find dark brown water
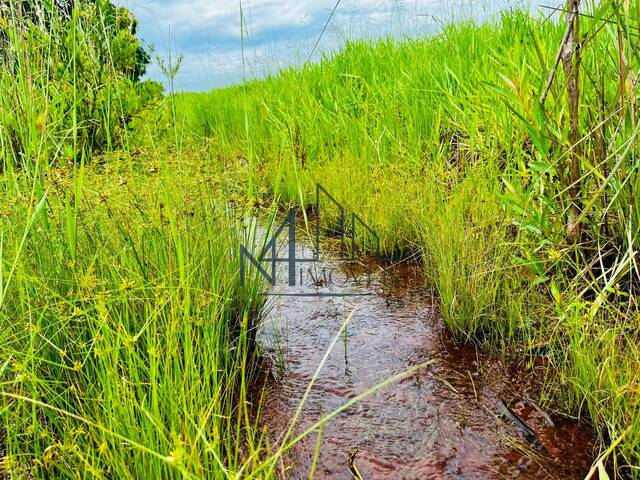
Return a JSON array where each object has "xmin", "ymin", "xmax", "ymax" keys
[{"xmin": 256, "ymin": 240, "xmax": 596, "ymax": 479}]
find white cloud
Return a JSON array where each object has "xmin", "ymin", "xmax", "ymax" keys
[
  {"xmin": 120, "ymin": 0, "xmax": 423, "ymax": 39},
  {"xmin": 114, "ymin": 0, "xmax": 537, "ymax": 90}
]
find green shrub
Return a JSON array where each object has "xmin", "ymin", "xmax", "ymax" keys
[{"xmin": 0, "ymin": 0, "xmax": 162, "ymax": 173}]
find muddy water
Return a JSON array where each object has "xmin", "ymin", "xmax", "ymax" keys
[{"xmin": 257, "ymin": 240, "xmax": 595, "ymax": 479}]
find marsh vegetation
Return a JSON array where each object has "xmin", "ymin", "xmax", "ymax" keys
[{"xmin": 1, "ymin": 0, "xmax": 639, "ymax": 478}]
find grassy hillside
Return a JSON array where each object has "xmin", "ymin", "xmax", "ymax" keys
[{"xmin": 177, "ymin": 7, "xmax": 640, "ymax": 475}]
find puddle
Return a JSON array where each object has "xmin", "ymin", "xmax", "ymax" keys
[{"xmin": 255, "ymin": 231, "xmax": 596, "ymax": 480}]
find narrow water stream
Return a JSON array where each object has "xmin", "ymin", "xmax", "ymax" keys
[{"xmin": 256, "ymin": 235, "xmax": 595, "ymax": 479}]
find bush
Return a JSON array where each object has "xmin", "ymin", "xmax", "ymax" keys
[{"xmin": 0, "ymin": 0, "xmax": 162, "ymax": 173}]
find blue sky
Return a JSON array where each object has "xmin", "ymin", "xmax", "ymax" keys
[{"xmin": 113, "ymin": 0, "xmax": 540, "ymax": 92}]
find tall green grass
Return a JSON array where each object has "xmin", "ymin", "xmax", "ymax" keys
[
  {"xmin": 176, "ymin": 7, "xmax": 640, "ymax": 475},
  {"xmin": 177, "ymin": 13, "xmax": 561, "ymax": 342},
  {"xmin": 3, "ymin": 0, "xmax": 640, "ymax": 476},
  {"xmin": 0, "ymin": 148, "xmax": 277, "ymax": 477},
  {"xmin": 0, "ymin": 2, "xmax": 275, "ymax": 477},
  {"xmin": 0, "ymin": 0, "xmax": 161, "ymax": 174}
]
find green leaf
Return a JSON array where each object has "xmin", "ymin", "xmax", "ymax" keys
[
  {"xmin": 597, "ymin": 459, "xmax": 610, "ymax": 480},
  {"xmin": 550, "ymin": 281, "xmax": 561, "ymax": 303},
  {"xmin": 533, "ymin": 275, "xmax": 549, "ymax": 286},
  {"xmin": 528, "ymin": 161, "xmax": 556, "ymax": 175}
]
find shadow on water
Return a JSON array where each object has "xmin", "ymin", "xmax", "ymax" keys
[{"xmin": 254, "ymin": 230, "xmax": 596, "ymax": 480}]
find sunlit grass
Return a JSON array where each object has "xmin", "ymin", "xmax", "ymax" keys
[
  {"xmin": 0, "ymin": 150, "xmax": 273, "ymax": 477},
  {"xmin": 176, "ymin": 7, "xmax": 640, "ymax": 475},
  {"xmin": 3, "ymin": 0, "xmax": 640, "ymax": 477}
]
